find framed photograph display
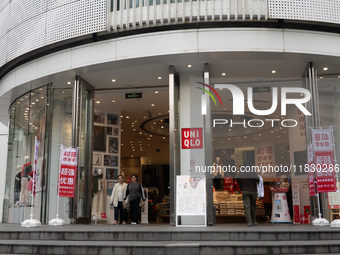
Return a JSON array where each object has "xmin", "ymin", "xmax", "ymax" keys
[
  {"xmin": 108, "ymin": 137, "xmax": 119, "ymax": 153},
  {"xmin": 93, "ymin": 126, "xmax": 106, "ymax": 152},
  {"xmin": 107, "ymin": 113, "xmax": 119, "ymax": 125},
  {"xmin": 93, "ymin": 154, "xmax": 102, "ymax": 166},
  {"xmin": 107, "ymin": 127, "xmax": 112, "ymax": 135},
  {"xmin": 106, "ymin": 168, "xmax": 118, "ymax": 180},
  {"xmin": 94, "ymin": 112, "xmax": 105, "ymax": 123},
  {"xmin": 104, "ymin": 155, "xmax": 118, "ymax": 166},
  {"xmin": 113, "ymin": 127, "xmax": 119, "ymax": 136}
]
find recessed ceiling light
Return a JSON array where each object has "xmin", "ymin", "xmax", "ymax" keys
[
  {"xmin": 112, "ymin": 100, "xmax": 116, "ymax": 103},
  {"xmin": 323, "ymin": 67, "xmax": 328, "ymax": 71},
  {"xmin": 67, "ymin": 82, "xmax": 71, "ymax": 85},
  {"xmin": 96, "ymin": 101, "xmax": 100, "ymax": 104},
  {"xmin": 272, "ymin": 70, "xmax": 276, "ymax": 74},
  {"xmin": 222, "ymin": 73, "xmax": 226, "ymax": 76},
  {"xmin": 320, "ymin": 77, "xmax": 324, "ymax": 79},
  {"xmin": 338, "ymin": 76, "xmax": 340, "ymax": 78},
  {"xmin": 155, "ymin": 91, "xmax": 159, "ymax": 93},
  {"xmin": 151, "ymin": 104, "xmax": 155, "ymax": 107},
  {"xmin": 158, "ymin": 77, "xmax": 162, "ymax": 80},
  {"xmin": 112, "ymin": 79, "xmax": 116, "ymax": 82},
  {"xmin": 126, "ymin": 116, "xmax": 129, "ymax": 118},
  {"xmin": 187, "ymin": 64, "xmax": 192, "ymax": 68}
]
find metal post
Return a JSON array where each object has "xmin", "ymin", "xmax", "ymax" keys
[
  {"xmin": 169, "ymin": 66, "xmax": 180, "ymax": 226},
  {"xmin": 203, "ymin": 63, "xmax": 214, "ymax": 225}
]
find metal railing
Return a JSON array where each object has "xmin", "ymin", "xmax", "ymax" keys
[{"xmin": 111, "ymin": 0, "xmax": 268, "ymax": 30}]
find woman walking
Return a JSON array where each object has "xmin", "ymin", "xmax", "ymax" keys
[
  {"xmin": 110, "ymin": 174, "xmax": 128, "ymax": 224},
  {"xmin": 123, "ymin": 174, "xmax": 146, "ymax": 224}
]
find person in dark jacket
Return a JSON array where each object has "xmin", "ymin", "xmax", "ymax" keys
[
  {"xmin": 123, "ymin": 174, "xmax": 146, "ymax": 224},
  {"xmin": 236, "ymin": 160, "xmax": 259, "ymax": 227}
]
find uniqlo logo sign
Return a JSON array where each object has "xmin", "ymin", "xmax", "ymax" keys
[{"xmin": 182, "ymin": 128, "xmax": 203, "ymax": 149}]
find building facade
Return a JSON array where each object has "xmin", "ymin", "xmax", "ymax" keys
[{"xmin": 1, "ymin": 0, "xmax": 340, "ymax": 225}]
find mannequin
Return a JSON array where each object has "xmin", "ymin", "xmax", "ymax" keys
[
  {"xmin": 20, "ymin": 156, "xmax": 32, "ymax": 206},
  {"xmin": 213, "ymin": 157, "xmax": 223, "ymax": 190},
  {"xmin": 91, "ymin": 169, "xmax": 105, "ymax": 217},
  {"xmin": 14, "ymin": 165, "xmax": 21, "ymax": 206}
]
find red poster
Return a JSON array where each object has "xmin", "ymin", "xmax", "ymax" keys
[
  {"xmin": 181, "ymin": 128, "xmax": 203, "ymax": 149},
  {"xmin": 293, "ymin": 205, "xmax": 300, "ymax": 224},
  {"xmin": 314, "ymin": 151, "xmax": 336, "ymax": 193},
  {"xmin": 59, "ymin": 147, "xmax": 78, "ymax": 198}
]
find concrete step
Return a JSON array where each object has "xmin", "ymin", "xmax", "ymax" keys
[
  {"xmin": 0, "ymin": 229, "xmax": 339, "ymax": 242},
  {"xmin": 0, "ymin": 240, "xmax": 340, "ymax": 255}
]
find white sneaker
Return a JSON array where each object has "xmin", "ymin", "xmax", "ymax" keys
[{"xmin": 131, "ymin": 222, "xmax": 137, "ymax": 225}]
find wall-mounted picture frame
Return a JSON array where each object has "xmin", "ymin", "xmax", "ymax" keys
[
  {"xmin": 93, "ymin": 154, "xmax": 102, "ymax": 166},
  {"xmin": 108, "ymin": 137, "xmax": 119, "ymax": 154},
  {"xmin": 107, "ymin": 113, "xmax": 119, "ymax": 125},
  {"xmin": 107, "ymin": 127, "xmax": 112, "ymax": 135},
  {"xmin": 106, "ymin": 168, "xmax": 118, "ymax": 180},
  {"xmin": 94, "ymin": 112, "xmax": 105, "ymax": 123},
  {"xmin": 104, "ymin": 155, "xmax": 118, "ymax": 166},
  {"xmin": 113, "ymin": 127, "xmax": 119, "ymax": 136},
  {"xmin": 93, "ymin": 125, "xmax": 106, "ymax": 152}
]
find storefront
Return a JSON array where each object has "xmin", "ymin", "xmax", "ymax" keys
[{"xmin": 2, "ymin": 62, "xmax": 339, "ymax": 226}]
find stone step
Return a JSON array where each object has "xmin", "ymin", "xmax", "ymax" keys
[
  {"xmin": 0, "ymin": 240, "xmax": 340, "ymax": 255},
  {"xmin": 0, "ymin": 229, "xmax": 339, "ymax": 242}
]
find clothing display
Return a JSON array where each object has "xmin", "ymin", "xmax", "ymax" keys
[{"xmin": 91, "ymin": 173, "xmax": 104, "ymax": 216}]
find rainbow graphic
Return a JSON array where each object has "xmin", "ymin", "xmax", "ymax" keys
[{"xmin": 196, "ymin": 82, "xmax": 222, "ymax": 106}]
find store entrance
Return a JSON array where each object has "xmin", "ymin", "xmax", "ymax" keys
[
  {"xmin": 211, "ymin": 79, "xmax": 307, "ymax": 224},
  {"xmin": 92, "ymin": 87, "xmax": 170, "ymax": 224}
]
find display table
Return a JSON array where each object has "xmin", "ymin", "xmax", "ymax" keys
[{"xmin": 270, "ymin": 187, "xmax": 292, "ymax": 223}]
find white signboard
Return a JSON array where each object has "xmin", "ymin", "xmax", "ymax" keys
[{"xmin": 176, "ymin": 175, "xmax": 206, "ymax": 222}]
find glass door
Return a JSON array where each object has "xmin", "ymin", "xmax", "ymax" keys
[{"xmin": 71, "ymin": 76, "xmax": 94, "ymax": 224}]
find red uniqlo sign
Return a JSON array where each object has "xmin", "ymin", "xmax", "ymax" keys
[
  {"xmin": 181, "ymin": 128, "xmax": 203, "ymax": 149},
  {"xmin": 59, "ymin": 147, "xmax": 78, "ymax": 198},
  {"xmin": 314, "ymin": 150, "xmax": 336, "ymax": 193}
]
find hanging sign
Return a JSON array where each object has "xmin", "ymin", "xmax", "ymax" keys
[
  {"xmin": 314, "ymin": 151, "xmax": 336, "ymax": 193},
  {"xmin": 292, "ymin": 184, "xmax": 300, "ymax": 224},
  {"xmin": 59, "ymin": 147, "xmax": 78, "ymax": 198},
  {"xmin": 181, "ymin": 128, "xmax": 203, "ymax": 149},
  {"xmin": 311, "ymin": 129, "xmax": 337, "ymax": 193}
]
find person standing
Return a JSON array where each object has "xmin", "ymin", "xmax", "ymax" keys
[
  {"xmin": 110, "ymin": 175, "xmax": 128, "ymax": 224},
  {"xmin": 123, "ymin": 174, "xmax": 146, "ymax": 224},
  {"xmin": 236, "ymin": 160, "xmax": 259, "ymax": 227}
]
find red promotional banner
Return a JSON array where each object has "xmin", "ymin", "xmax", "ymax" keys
[
  {"xmin": 314, "ymin": 151, "xmax": 336, "ymax": 193},
  {"xmin": 182, "ymin": 128, "xmax": 203, "ymax": 149},
  {"xmin": 312, "ymin": 129, "xmax": 333, "ymax": 152},
  {"xmin": 59, "ymin": 147, "xmax": 78, "ymax": 198}
]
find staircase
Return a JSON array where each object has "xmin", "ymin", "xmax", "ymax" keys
[{"xmin": 0, "ymin": 223, "xmax": 340, "ymax": 255}]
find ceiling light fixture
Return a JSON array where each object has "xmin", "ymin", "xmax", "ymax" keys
[
  {"xmin": 67, "ymin": 82, "xmax": 71, "ymax": 85},
  {"xmin": 222, "ymin": 73, "xmax": 226, "ymax": 76},
  {"xmin": 323, "ymin": 67, "xmax": 328, "ymax": 71},
  {"xmin": 272, "ymin": 70, "xmax": 276, "ymax": 74},
  {"xmin": 187, "ymin": 64, "xmax": 192, "ymax": 68},
  {"xmin": 112, "ymin": 79, "xmax": 116, "ymax": 82},
  {"xmin": 158, "ymin": 77, "xmax": 162, "ymax": 80}
]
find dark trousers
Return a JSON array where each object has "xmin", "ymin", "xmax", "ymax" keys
[
  {"xmin": 242, "ymin": 191, "xmax": 257, "ymax": 224},
  {"xmin": 129, "ymin": 198, "xmax": 140, "ymax": 223},
  {"xmin": 264, "ymin": 203, "xmax": 272, "ymax": 218},
  {"xmin": 114, "ymin": 201, "xmax": 127, "ymax": 222}
]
